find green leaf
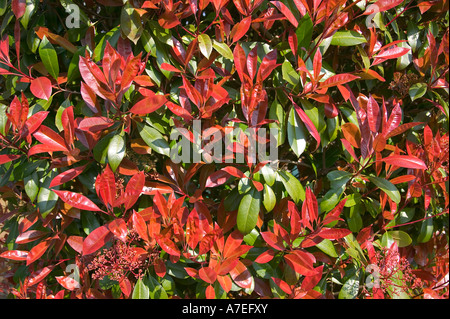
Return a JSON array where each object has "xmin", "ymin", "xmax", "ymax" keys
[
  {"xmin": 37, "ymin": 169, "xmax": 59, "ymax": 218},
  {"xmin": 417, "ymin": 212, "xmax": 434, "ymax": 243},
  {"xmin": 277, "ymin": 170, "xmax": 305, "ymax": 203},
  {"xmin": 388, "ymin": 230, "xmax": 412, "ymax": 247},
  {"xmin": 144, "ymin": 274, "xmax": 169, "ymax": 299},
  {"xmin": 282, "ymin": 59, "xmax": 300, "ymax": 86},
  {"xmin": 198, "ymin": 34, "xmax": 213, "ymax": 59},
  {"xmin": 287, "ymin": 106, "xmax": 307, "ymax": 157},
  {"xmin": 24, "ymin": 171, "xmax": 39, "ymax": 202},
  {"xmin": 409, "ymin": 82, "xmax": 427, "ymax": 102},
  {"xmin": 39, "ymin": 35, "xmax": 59, "ymax": 80},
  {"xmin": 212, "ymin": 39, "xmax": 233, "ymax": 60},
  {"xmin": 296, "ymin": 13, "xmax": 313, "ymax": 57},
  {"xmin": 262, "ymin": 184, "xmax": 276, "ymax": 212},
  {"xmin": 81, "ymin": 211, "xmax": 101, "ymax": 235},
  {"xmin": 93, "ymin": 132, "xmax": 114, "ymax": 164},
  {"xmin": 237, "ymin": 187, "xmax": 261, "ymax": 235},
  {"xmin": 132, "ymin": 278, "xmax": 150, "ymax": 299},
  {"xmin": 330, "ymin": 31, "xmax": 367, "ymax": 46},
  {"xmin": 269, "ymin": 99, "xmax": 286, "ymax": 147},
  {"xmin": 338, "ymin": 272, "xmax": 360, "ymax": 299},
  {"xmin": 120, "ymin": 5, "xmax": 143, "ymax": 44},
  {"xmin": 316, "ymin": 238, "xmax": 338, "ymax": 258},
  {"xmin": 137, "ymin": 122, "xmax": 171, "ymax": 157},
  {"xmin": 368, "ymin": 176, "xmax": 401, "ymax": 204},
  {"xmin": 107, "ymin": 131, "xmax": 126, "ymax": 172}
]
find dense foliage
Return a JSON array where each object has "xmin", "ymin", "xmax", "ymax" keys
[{"xmin": 0, "ymin": 0, "xmax": 448, "ymax": 299}]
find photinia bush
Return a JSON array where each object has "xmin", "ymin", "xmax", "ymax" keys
[{"xmin": 0, "ymin": 0, "xmax": 448, "ymax": 300}]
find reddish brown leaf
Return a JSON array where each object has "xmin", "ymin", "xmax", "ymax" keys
[
  {"xmin": 67, "ymin": 236, "xmax": 84, "ymax": 254},
  {"xmin": 271, "ymin": 277, "xmax": 292, "ymax": 294},
  {"xmin": 0, "ymin": 250, "xmax": 28, "ymax": 261},
  {"xmin": 78, "ymin": 117, "xmax": 115, "ymax": 133},
  {"xmin": 132, "ymin": 211, "xmax": 149, "ymax": 242},
  {"xmin": 116, "ymin": 171, "xmax": 145, "ymax": 210},
  {"xmin": 284, "ymin": 250, "xmax": 317, "ymax": 276},
  {"xmin": 156, "ymin": 235, "xmax": 180, "ymax": 257},
  {"xmin": 341, "ymin": 122, "xmax": 361, "ymax": 148},
  {"xmin": 229, "ymin": 260, "xmax": 253, "ymax": 289},
  {"xmin": 15, "ymin": 230, "xmax": 48, "ymax": 244}
]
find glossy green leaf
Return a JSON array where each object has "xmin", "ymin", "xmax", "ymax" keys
[
  {"xmin": 132, "ymin": 277, "xmax": 150, "ymax": 299},
  {"xmin": 107, "ymin": 131, "xmax": 126, "ymax": 173},
  {"xmin": 212, "ymin": 39, "xmax": 233, "ymax": 60},
  {"xmin": 137, "ymin": 122, "xmax": 171, "ymax": 157},
  {"xmin": 330, "ymin": 31, "xmax": 367, "ymax": 46},
  {"xmin": 409, "ymin": 82, "xmax": 427, "ymax": 102},
  {"xmin": 287, "ymin": 106, "xmax": 307, "ymax": 157},
  {"xmin": 368, "ymin": 176, "xmax": 401, "ymax": 204},
  {"xmin": 278, "ymin": 170, "xmax": 305, "ymax": 203},
  {"xmin": 338, "ymin": 272, "xmax": 360, "ymax": 299},
  {"xmin": 39, "ymin": 36, "xmax": 59, "ymax": 80},
  {"xmin": 237, "ymin": 187, "xmax": 261, "ymax": 235},
  {"xmin": 198, "ymin": 34, "xmax": 213, "ymax": 59}
]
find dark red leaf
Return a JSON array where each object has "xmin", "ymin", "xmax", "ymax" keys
[
  {"xmin": 0, "ymin": 154, "xmax": 22, "ymax": 165},
  {"xmin": 78, "ymin": 117, "xmax": 115, "ymax": 133},
  {"xmin": 0, "ymin": 250, "xmax": 28, "ymax": 261}
]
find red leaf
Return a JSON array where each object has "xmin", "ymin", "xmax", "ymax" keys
[
  {"xmin": 218, "ymin": 258, "xmax": 239, "ymax": 275},
  {"xmin": 257, "ymin": 49, "xmax": 279, "ymax": 82},
  {"xmin": 28, "ymin": 265, "xmax": 55, "ymax": 286},
  {"xmin": 0, "ymin": 250, "xmax": 28, "ymax": 261},
  {"xmin": 15, "ymin": 230, "xmax": 48, "ymax": 244},
  {"xmin": 119, "ymin": 278, "xmax": 132, "ymax": 297},
  {"xmin": 160, "ymin": 63, "xmax": 182, "ymax": 73},
  {"xmin": 67, "ymin": 236, "xmax": 84, "ymax": 254},
  {"xmin": 82, "ymin": 225, "xmax": 113, "ymax": 255},
  {"xmin": 23, "ymin": 111, "xmax": 49, "ymax": 139},
  {"xmin": 317, "ymin": 227, "xmax": 352, "ymax": 240},
  {"xmin": 158, "ymin": 10, "xmax": 180, "ymax": 29},
  {"xmin": 0, "ymin": 154, "xmax": 22, "ymax": 165},
  {"xmin": 53, "ymin": 190, "xmax": 105, "ymax": 213},
  {"xmin": 260, "ymin": 231, "xmax": 285, "ymax": 251},
  {"xmin": 294, "ymin": 103, "xmax": 321, "ymax": 151},
  {"xmin": 254, "ymin": 249, "xmax": 276, "ymax": 263},
  {"xmin": 229, "ymin": 260, "xmax": 253, "ymax": 289},
  {"xmin": 33, "ymin": 125, "xmax": 69, "ymax": 152},
  {"xmin": 380, "ymin": 155, "xmax": 428, "ymax": 170},
  {"xmin": 154, "ymin": 258, "xmax": 166, "ymax": 278},
  {"xmin": 116, "ymin": 171, "xmax": 145, "ymax": 210},
  {"xmin": 205, "ymin": 169, "xmax": 231, "ymax": 187},
  {"xmin": 367, "ymin": 95, "xmax": 381, "ymax": 133},
  {"xmin": 27, "ymin": 240, "xmax": 51, "ymax": 265},
  {"xmin": 364, "ymin": 0, "xmax": 404, "ymax": 15},
  {"xmin": 30, "ymin": 77, "xmax": 52, "ymax": 100},
  {"xmin": 56, "ymin": 275, "xmax": 81, "ymax": 291},
  {"xmin": 128, "ymin": 93, "xmax": 167, "ymax": 115},
  {"xmin": 95, "ymin": 164, "xmax": 116, "ymax": 208},
  {"xmin": 61, "ymin": 106, "xmax": 75, "ymax": 147},
  {"xmin": 77, "ymin": 117, "xmax": 114, "ymax": 133},
  {"xmin": 284, "ymin": 250, "xmax": 317, "ymax": 276},
  {"xmin": 233, "ymin": 43, "xmax": 247, "ymax": 82},
  {"xmin": 320, "ymin": 73, "xmax": 360, "ymax": 89},
  {"xmin": 205, "ymin": 285, "xmax": 215, "ymax": 299},
  {"xmin": 372, "ymin": 46, "xmax": 410, "ymax": 65},
  {"xmin": 301, "ymin": 265, "xmax": 324, "ymax": 291},
  {"xmin": 271, "ymin": 277, "xmax": 292, "ymax": 294},
  {"xmin": 232, "ymin": 16, "xmax": 252, "ymax": 43},
  {"xmin": 199, "ymin": 267, "xmax": 217, "ymax": 284},
  {"xmin": 288, "ymin": 201, "xmax": 302, "ymax": 239},
  {"xmin": 132, "ymin": 211, "xmax": 149, "ymax": 242},
  {"xmin": 302, "ymin": 188, "xmax": 318, "ymax": 231},
  {"xmin": 385, "ymin": 122, "xmax": 423, "ymax": 139},
  {"xmin": 50, "ymin": 164, "xmax": 87, "ymax": 188},
  {"xmin": 107, "ymin": 218, "xmax": 128, "ymax": 242},
  {"xmin": 270, "ymin": 1, "xmax": 298, "ymax": 27},
  {"xmin": 121, "ymin": 53, "xmax": 142, "ymax": 92},
  {"xmin": 156, "ymin": 235, "xmax": 180, "ymax": 257}
]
